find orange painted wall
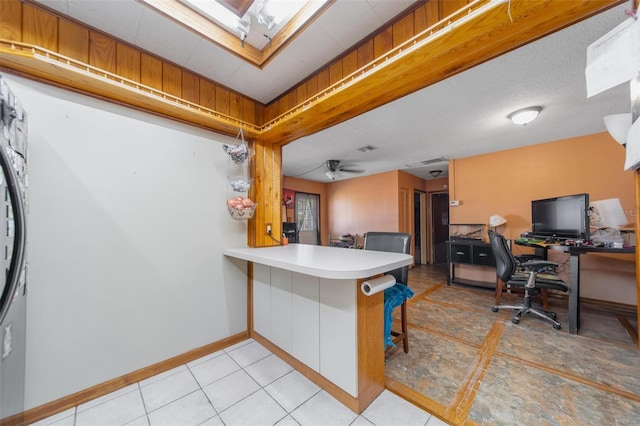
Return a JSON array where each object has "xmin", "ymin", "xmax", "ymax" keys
[
  {"xmin": 328, "ymin": 170, "xmax": 399, "ymax": 240},
  {"xmin": 449, "ymin": 132, "xmax": 637, "ymax": 305},
  {"xmin": 282, "ymin": 177, "xmax": 329, "ymax": 246}
]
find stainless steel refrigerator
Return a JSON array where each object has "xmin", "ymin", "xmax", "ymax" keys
[{"xmin": 0, "ymin": 75, "xmax": 28, "ymax": 425}]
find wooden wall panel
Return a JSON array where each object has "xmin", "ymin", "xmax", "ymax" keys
[
  {"xmin": 329, "ymin": 61, "xmax": 342, "ymax": 86},
  {"xmin": 0, "ymin": 0, "xmax": 22, "ymax": 41},
  {"xmin": 295, "ymin": 84, "xmax": 307, "ymax": 105},
  {"xmin": 373, "ymin": 27, "xmax": 393, "ymax": 60},
  {"xmin": 440, "ymin": 0, "xmax": 468, "ymax": 18},
  {"xmin": 22, "ymin": 3, "xmax": 57, "ymax": 50},
  {"xmin": 215, "ymin": 86, "xmax": 230, "ymax": 115},
  {"xmin": 59, "ymin": 20, "xmax": 89, "ymax": 63},
  {"xmin": 357, "ymin": 40, "xmax": 374, "ymax": 68},
  {"xmin": 199, "ymin": 79, "xmax": 216, "ymax": 110},
  {"xmin": 162, "ymin": 62, "xmax": 182, "ymax": 97},
  {"xmin": 413, "ymin": 3, "xmax": 429, "ymax": 33},
  {"xmin": 316, "ymin": 67, "xmax": 330, "ymax": 92},
  {"xmin": 181, "ymin": 71, "xmax": 200, "ymax": 104},
  {"xmin": 242, "ymin": 97, "xmax": 256, "ymax": 125},
  {"xmin": 230, "ymin": 92, "xmax": 242, "ymax": 120},
  {"xmin": 140, "ymin": 53, "xmax": 163, "ymax": 90},
  {"xmin": 342, "ymin": 51, "xmax": 358, "ymax": 77},
  {"xmin": 426, "ymin": 0, "xmax": 441, "ymax": 27},
  {"xmin": 116, "ymin": 43, "xmax": 140, "ymax": 82},
  {"xmin": 392, "ymin": 13, "xmax": 415, "ymax": 48},
  {"xmin": 89, "ymin": 31, "xmax": 116, "ymax": 73},
  {"xmin": 305, "ymin": 74, "xmax": 318, "ymax": 99}
]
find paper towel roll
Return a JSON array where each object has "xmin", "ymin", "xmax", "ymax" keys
[{"xmin": 361, "ymin": 275, "xmax": 396, "ymax": 296}]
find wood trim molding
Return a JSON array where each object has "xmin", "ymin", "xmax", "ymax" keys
[{"xmin": 20, "ymin": 332, "xmax": 249, "ymax": 425}]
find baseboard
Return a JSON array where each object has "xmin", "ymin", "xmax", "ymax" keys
[{"xmin": 20, "ymin": 331, "xmax": 249, "ymax": 426}]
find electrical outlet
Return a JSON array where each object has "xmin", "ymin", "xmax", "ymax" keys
[{"xmin": 266, "ymin": 224, "xmax": 272, "ymax": 234}]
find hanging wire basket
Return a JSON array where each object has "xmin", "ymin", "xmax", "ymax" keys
[{"xmin": 222, "ymin": 126, "xmax": 250, "ymax": 164}]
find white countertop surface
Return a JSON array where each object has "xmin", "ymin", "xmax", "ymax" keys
[{"xmin": 224, "ymin": 244, "xmax": 413, "ymax": 279}]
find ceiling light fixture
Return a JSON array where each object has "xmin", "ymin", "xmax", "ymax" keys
[
  {"xmin": 429, "ymin": 170, "xmax": 442, "ymax": 178},
  {"xmin": 603, "ymin": 113, "xmax": 631, "ymax": 146},
  {"xmin": 508, "ymin": 106, "xmax": 542, "ymax": 125},
  {"xmin": 326, "ymin": 171, "xmax": 338, "ymax": 181}
]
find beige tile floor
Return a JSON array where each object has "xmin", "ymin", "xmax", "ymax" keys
[
  {"xmin": 386, "ymin": 264, "xmax": 640, "ymax": 425},
  {"xmin": 30, "ymin": 339, "xmax": 447, "ymax": 426}
]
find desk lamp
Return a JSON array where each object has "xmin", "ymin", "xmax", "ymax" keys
[{"xmin": 489, "ymin": 214, "xmax": 507, "ymax": 232}]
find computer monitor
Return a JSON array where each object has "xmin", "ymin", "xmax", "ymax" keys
[{"xmin": 531, "ymin": 193, "xmax": 590, "ymax": 240}]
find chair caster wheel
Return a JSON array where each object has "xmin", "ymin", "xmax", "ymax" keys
[
  {"xmin": 512, "ymin": 318, "xmax": 520, "ymax": 324},
  {"xmin": 492, "ymin": 307, "xmax": 499, "ymax": 312},
  {"xmin": 550, "ymin": 312, "xmax": 557, "ymax": 319},
  {"xmin": 553, "ymin": 324, "xmax": 561, "ymax": 330}
]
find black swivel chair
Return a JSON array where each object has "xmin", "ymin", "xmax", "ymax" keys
[
  {"xmin": 488, "ymin": 230, "xmax": 568, "ymax": 329},
  {"xmin": 363, "ymin": 232, "xmax": 412, "ymax": 353}
]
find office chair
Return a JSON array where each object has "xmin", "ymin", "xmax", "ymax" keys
[
  {"xmin": 488, "ymin": 230, "xmax": 568, "ymax": 329},
  {"xmin": 363, "ymin": 232, "xmax": 413, "ymax": 353}
]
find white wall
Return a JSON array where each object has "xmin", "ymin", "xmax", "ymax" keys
[{"xmin": 3, "ymin": 74, "xmax": 249, "ymax": 409}]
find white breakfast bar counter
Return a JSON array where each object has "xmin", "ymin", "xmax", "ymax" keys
[{"xmin": 224, "ymin": 244, "xmax": 412, "ymax": 413}]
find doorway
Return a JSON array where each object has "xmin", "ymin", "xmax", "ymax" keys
[
  {"xmin": 414, "ymin": 191, "xmax": 427, "ymax": 264},
  {"xmin": 431, "ymin": 192, "xmax": 449, "ymax": 264}
]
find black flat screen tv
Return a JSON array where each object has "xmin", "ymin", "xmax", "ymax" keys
[{"xmin": 531, "ymin": 193, "xmax": 590, "ymax": 240}]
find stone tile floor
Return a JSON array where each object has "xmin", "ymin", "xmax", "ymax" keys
[{"xmin": 385, "ymin": 264, "xmax": 640, "ymax": 425}]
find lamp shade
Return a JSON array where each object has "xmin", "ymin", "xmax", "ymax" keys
[
  {"xmin": 603, "ymin": 113, "xmax": 631, "ymax": 145},
  {"xmin": 489, "ymin": 214, "xmax": 507, "ymax": 227}
]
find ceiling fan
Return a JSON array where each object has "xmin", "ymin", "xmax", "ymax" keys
[{"xmin": 325, "ymin": 160, "xmax": 364, "ymax": 180}]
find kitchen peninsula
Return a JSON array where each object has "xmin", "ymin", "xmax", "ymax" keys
[{"xmin": 224, "ymin": 244, "xmax": 412, "ymax": 413}]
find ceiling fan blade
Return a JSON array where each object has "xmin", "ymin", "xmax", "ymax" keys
[{"xmin": 339, "ymin": 168, "xmax": 364, "ymax": 173}]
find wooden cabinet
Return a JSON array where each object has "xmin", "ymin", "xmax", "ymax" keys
[{"xmin": 447, "ymin": 239, "xmax": 496, "ymax": 287}]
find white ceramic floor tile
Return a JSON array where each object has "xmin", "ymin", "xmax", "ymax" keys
[
  {"xmin": 223, "ymin": 338, "xmax": 255, "ymax": 352},
  {"xmin": 290, "ymin": 391, "xmax": 357, "ymax": 426},
  {"xmin": 138, "ymin": 365, "xmax": 188, "ymax": 387},
  {"xmin": 218, "ymin": 389, "xmax": 287, "ymax": 426},
  {"xmin": 362, "ymin": 390, "xmax": 430, "ymax": 426},
  {"xmin": 147, "ymin": 390, "xmax": 216, "ymax": 426},
  {"xmin": 350, "ymin": 415, "xmax": 375, "ymax": 426},
  {"xmin": 186, "ymin": 349, "xmax": 225, "ymax": 368},
  {"xmin": 77, "ymin": 384, "xmax": 139, "ymax": 413},
  {"xmin": 198, "ymin": 415, "xmax": 225, "ymax": 426},
  {"xmin": 245, "ymin": 354, "xmax": 294, "ymax": 387},
  {"xmin": 275, "ymin": 415, "xmax": 301, "ymax": 426},
  {"xmin": 264, "ymin": 370, "xmax": 320, "ymax": 412},
  {"xmin": 28, "ymin": 407, "xmax": 76, "ymax": 426},
  {"xmin": 188, "ymin": 353, "xmax": 241, "ymax": 387},
  {"xmin": 140, "ymin": 369, "xmax": 200, "ymax": 412},
  {"xmin": 124, "ymin": 415, "xmax": 150, "ymax": 426},
  {"xmin": 203, "ymin": 369, "xmax": 261, "ymax": 412},
  {"xmin": 226, "ymin": 340, "xmax": 272, "ymax": 367},
  {"xmin": 75, "ymin": 388, "xmax": 146, "ymax": 426}
]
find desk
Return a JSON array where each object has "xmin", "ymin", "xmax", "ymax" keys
[{"xmin": 515, "ymin": 240, "xmax": 635, "ymax": 334}]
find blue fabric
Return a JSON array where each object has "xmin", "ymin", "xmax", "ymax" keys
[{"xmin": 383, "ymin": 283, "xmax": 414, "ymax": 349}]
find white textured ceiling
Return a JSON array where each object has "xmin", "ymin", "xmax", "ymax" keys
[{"xmin": 31, "ymin": 1, "xmax": 632, "ymax": 182}]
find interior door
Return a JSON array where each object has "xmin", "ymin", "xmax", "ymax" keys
[{"xmin": 431, "ymin": 192, "xmax": 449, "ymax": 264}]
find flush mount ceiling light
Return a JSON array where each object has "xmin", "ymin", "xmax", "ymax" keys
[
  {"xmin": 429, "ymin": 170, "xmax": 443, "ymax": 177},
  {"xmin": 508, "ymin": 106, "xmax": 542, "ymax": 125},
  {"xmin": 603, "ymin": 113, "xmax": 631, "ymax": 146}
]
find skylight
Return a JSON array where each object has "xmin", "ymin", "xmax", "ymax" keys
[{"xmin": 180, "ymin": 0, "xmax": 308, "ymax": 49}]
